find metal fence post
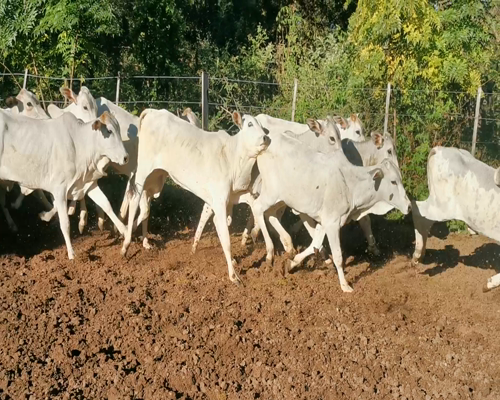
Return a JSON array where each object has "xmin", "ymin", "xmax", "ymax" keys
[
  {"xmin": 201, "ymin": 71, "xmax": 209, "ymax": 130},
  {"xmin": 291, "ymin": 78, "xmax": 298, "ymax": 122},
  {"xmin": 115, "ymin": 72, "xmax": 121, "ymax": 105},
  {"xmin": 384, "ymin": 82, "xmax": 391, "ymax": 134},
  {"xmin": 471, "ymin": 86, "xmax": 482, "ymax": 157},
  {"xmin": 22, "ymin": 69, "xmax": 28, "ymax": 89}
]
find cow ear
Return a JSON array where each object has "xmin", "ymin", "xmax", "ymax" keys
[
  {"xmin": 232, "ymin": 111, "xmax": 243, "ymax": 129},
  {"xmin": 333, "ymin": 116, "xmax": 348, "ymax": 129},
  {"xmin": 92, "ymin": 120, "xmax": 102, "ymax": 131},
  {"xmin": 350, "ymin": 113, "xmax": 358, "ymax": 123},
  {"xmin": 307, "ymin": 118, "xmax": 322, "ymax": 137},
  {"xmin": 182, "ymin": 107, "xmax": 192, "ymax": 117},
  {"xmin": 371, "ymin": 132, "xmax": 384, "ymax": 149},
  {"xmin": 5, "ymin": 97, "xmax": 18, "ymax": 108},
  {"xmin": 370, "ymin": 168, "xmax": 384, "ymax": 181},
  {"xmin": 60, "ymin": 87, "xmax": 77, "ymax": 104}
]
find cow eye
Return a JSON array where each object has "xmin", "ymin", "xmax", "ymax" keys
[
  {"xmin": 388, "ymin": 149, "xmax": 392, "ymax": 155},
  {"xmin": 356, "ymin": 130, "xmax": 361, "ymax": 135},
  {"xmin": 391, "ymin": 180, "xmax": 397, "ymax": 185},
  {"xmin": 84, "ymin": 106, "xmax": 88, "ymax": 111},
  {"xmin": 329, "ymin": 136, "xmax": 336, "ymax": 142},
  {"xmin": 27, "ymin": 102, "xmax": 33, "ymax": 108},
  {"xmin": 248, "ymin": 122, "xmax": 253, "ymax": 127}
]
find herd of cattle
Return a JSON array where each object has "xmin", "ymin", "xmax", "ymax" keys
[{"xmin": 1, "ymin": 87, "xmax": 500, "ymax": 292}]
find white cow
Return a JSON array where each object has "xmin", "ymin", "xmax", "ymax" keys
[
  {"xmin": 251, "ymin": 117, "xmax": 411, "ymax": 292},
  {"xmin": 48, "ymin": 89, "xmax": 144, "ymax": 235},
  {"xmin": 412, "ymin": 147, "xmax": 500, "ymax": 291},
  {"xmin": 0, "ymin": 110, "xmax": 128, "ymax": 258},
  {"xmin": 121, "ymin": 110, "xmax": 270, "ymax": 284}
]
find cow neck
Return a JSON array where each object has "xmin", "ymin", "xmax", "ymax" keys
[
  {"xmin": 70, "ymin": 119, "xmax": 108, "ymax": 177},
  {"xmin": 226, "ymin": 133, "xmax": 258, "ymax": 193},
  {"xmin": 352, "ymin": 139, "xmax": 378, "ymax": 166},
  {"xmin": 341, "ymin": 162, "xmax": 381, "ymax": 213}
]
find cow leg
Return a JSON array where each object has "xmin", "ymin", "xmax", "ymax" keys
[
  {"xmin": 137, "ymin": 191, "xmax": 151, "ymax": 249},
  {"xmin": 290, "ymin": 224, "xmax": 326, "ymax": 271},
  {"xmin": 78, "ymin": 199, "xmax": 87, "ymax": 235},
  {"xmin": 212, "ymin": 202, "xmax": 242, "ymax": 284},
  {"xmin": 68, "ymin": 200, "xmax": 77, "ymax": 216},
  {"xmin": 241, "ymin": 211, "xmax": 255, "ymax": 246},
  {"xmin": 96, "ymin": 203, "xmax": 105, "ymax": 231},
  {"xmin": 486, "ymin": 273, "xmax": 500, "ymax": 291},
  {"xmin": 192, "ymin": 203, "xmax": 214, "ymax": 254},
  {"xmin": 39, "ymin": 207, "xmax": 58, "ymax": 222},
  {"xmin": 119, "ymin": 179, "xmax": 132, "ymax": 221},
  {"xmin": 412, "ymin": 200, "xmax": 436, "ymax": 262},
  {"xmin": 11, "ymin": 193, "xmax": 25, "ymax": 210},
  {"xmin": 358, "ymin": 215, "xmax": 380, "ymax": 256},
  {"xmin": 121, "ymin": 183, "xmax": 144, "ymax": 256},
  {"xmin": 0, "ymin": 188, "xmax": 18, "ymax": 232},
  {"xmin": 266, "ymin": 206, "xmax": 294, "ymax": 256},
  {"xmin": 251, "ymin": 197, "xmax": 277, "ymax": 263},
  {"xmin": 86, "ymin": 184, "xmax": 126, "ymax": 236},
  {"xmin": 53, "ymin": 192, "xmax": 74, "ymax": 260},
  {"xmin": 325, "ymin": 222, "xmax": 352, "ymax": 293}
]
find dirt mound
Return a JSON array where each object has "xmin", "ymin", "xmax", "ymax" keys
[{"xmin": 0, "ymin": 193, "xmax": 500, "ymax": 399}]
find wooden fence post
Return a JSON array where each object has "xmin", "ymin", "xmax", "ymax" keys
[
  {"xmin": 22, "ymin": 69, "xmax": 28, "ymax": 89},
  {"xmin": 201, "ymin": 71, "xmax": 209, "ymax": 130},
  {"xmin": 291, "ymin": 78, "xmax": 298, "ymax": 122},
  {"xmin": 471, "ymin": 86, "xmax": 482, "ymax": 157},
  {"xmin": 384, "ymin": 82, "xmax": 391, "ymax": 134},
  {"xmin": 115, "ymin": 72, "xmax": 121, "ymax": 105}
]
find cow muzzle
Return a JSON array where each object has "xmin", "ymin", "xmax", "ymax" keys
[
  {"xmin": 121, "ymin": 154, "xmax": 129, "ymax": 165},
  {"xmin": 263, "ymin": 135, "xmax": 271, "ymax": 147}
]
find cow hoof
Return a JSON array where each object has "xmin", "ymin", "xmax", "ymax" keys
[
  {"xmin": 68, "ymin": 206, "xmax": 76, "ymax": 216},
  {"xmin": 143, "ymin": 238, "xmax": 151, "ymax": 250},
  {"xmin": 483, "ymin": 285, "xmax": 492, "ymax": 293},
  {"xmin": 324, "ymin": 259, "xmax": 333, "ymax": 266},
  {"xmin": 226, "ymin": 215, "xmax": 232, "ymax": 226},
  {"xmin": 288, "ymin": 260, "xmax": 298, "ymax": 273},
  {"xmin": 410, "ymin": 258, "xmax": 420, "ymax": 268},
  {"xmin": 98, "ymin": 219, "xmax": 105, "ymax": 232},
  {"xmin": 68, "ymin": 252, "xmax": 75, "ymax": 260},
  {"xmin": 368, "ymin": 245, "xmax": 381, "ymax": 257},
  {"xmin": 285, "ymin": 248, "xmax": 297, "ymax": 260},
  {"xmin": 78, "ymin": 222, "xmax": 85, "ymax": 235},
  {"xmin": 251, "ymin": 228, "xmax": 259, "ymax": 244},
  {"xmin": 191, "ymin": 245, "xmax": 197, "ymax": 255},
  {"xmin": 230, "ymin": 272, "xmax": 243, "ymax": 286},
  {"xmin": 341, "ymin": 284, "xmax": 353, "ymax": 293}
]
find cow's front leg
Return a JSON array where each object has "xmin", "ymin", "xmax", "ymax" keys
[
  {"xmin": 358, "ymin": 215, "xmax": 380, "ymax": 256},
  {"xmin": 192, "ymin": 203, "xmax": 214, "ymax": 254},
  {"xmin": 86, "ymin": 183, "xmax": 126, "ymax": 236},
  {"xmin": 325, "ymin": 221, "xmax": 352, "ymax": 293},
  {"xmin": 412, "ymin": 200, "xmax": 435, "ymax": 263},
  {"xmin": 212, "ymin": 201, "xmax": 242, "ymax": 285},
  {"xmin": 266, "ymin": 205, "xmax": 295, "ymax": 257},
  {"xmin": 53, "ymin": 191, "xmax": 74, "ymax": 260}
]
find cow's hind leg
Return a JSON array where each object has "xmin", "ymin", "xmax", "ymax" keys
[
  {"xmin": 266, "ymin": 206, "xmax": 295, "ymax": 257},
  {"xmin": 122, "ymin": 183, "xmax": 144, "ymax": 256},
  {"xmin": 192, "ymin": 203, "xmax": 214, "ymax": 254},
  {"xmin": 358, "ymin": 215, "xmax": 380, "ymax": 256},
  {"xmin": 87, "ymin": 183, "xmax": 126, "ymax": 236},
  {"xmin": 0, "ymin": 187, "xmax": 18, "ymax": 232},
  {"xmin": 289, "ymin": 223, "xmax": 326, "ymax": 271},
  {"xmin": 53, "ymin": 191, "xmax": 74, "ymax": 260},
  {"xmin": 33, "ymin": 190, "xmax": 53, "ymax": 211},
  {"xmin": 412, "ymin": 200, "xmax": 437, "ymax": 263},
  {"xmin": 78, "ymin": 199, "xmax": 87, "ymax": 235},
  {"xmin": 325, "ymin": 221, "xmax": 352, "ymax": 293}
]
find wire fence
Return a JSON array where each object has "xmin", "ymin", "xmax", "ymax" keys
[{"xmin": 1, "ymin": 70, "xmax": 498, "ymax": 162}]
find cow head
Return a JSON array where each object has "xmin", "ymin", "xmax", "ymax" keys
[
  {"xmin": 370, "ymin": 131, "xmax": 399, "ymax": 168},
  {"xmin": 91, "ymin": 111, "xmax": 129, "ymax": 167},
  {"xmin": 368, "ymin": 159, "xmax": 410, "ymax": 215},
  {"xmin": 60, "ymin": 86, "xmax": 98, "ymax": 122},
  {"xmin": 233, "ymin": 111, "xmax": 270, "ymax": 157},
  {"xmin": 333, "ymin": 114, "xmax": 365, "ymax": 142},
  {"xmin": 307, "ymin": 117, "xmax": 342, "ymax": 150},
  {"xmin": 7, "ymin": 89, "xmax": 49, "ymax": 119}
]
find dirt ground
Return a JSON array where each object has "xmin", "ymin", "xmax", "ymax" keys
[{"xmin": 0, "ymin": 182, "xmax": 500, "ymax": 399}]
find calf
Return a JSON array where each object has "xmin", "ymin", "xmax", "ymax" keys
[
  {"xmin": 412, "ymin": 147, "xmax": 500, "ymax": 291},
  {"xmin": 0, "ymin": 110, "xmax": 128, "ymax": 258},
  {"xmin": 121, "ymin": 110, "xmax": 270, "ymax": 284}
]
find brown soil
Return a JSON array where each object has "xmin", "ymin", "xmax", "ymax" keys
[{"xmin": 1, "ymin": 182, "xmax": 500, "ymax": 399}]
